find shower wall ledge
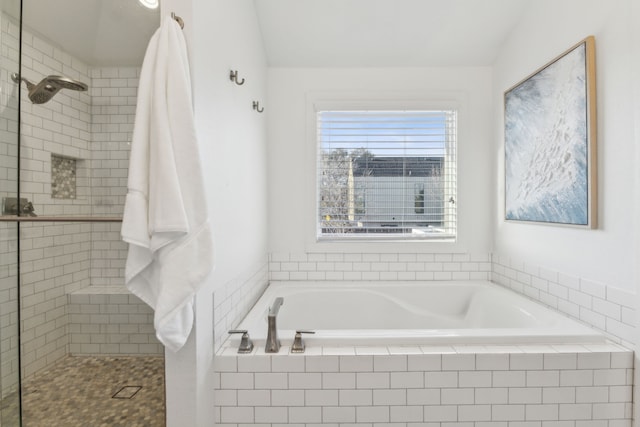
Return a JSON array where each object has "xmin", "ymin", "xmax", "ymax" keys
[
  {"xmin": 70, "ymin": 285, "xmax": 130, "ymax": 295},
  {"xmin": 0, "ymin": 216, "xmax": 123, "ymax": 222}
]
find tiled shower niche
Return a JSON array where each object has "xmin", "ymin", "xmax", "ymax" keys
[{"xmin": 51, "ymin": 154, "xmax": 77, "ymax": 199}]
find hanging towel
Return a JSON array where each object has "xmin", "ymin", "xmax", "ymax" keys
[{"xmin": 121, "ymin": 15, "xmax": 213, "ymax": 352}]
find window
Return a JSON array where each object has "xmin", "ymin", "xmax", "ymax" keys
[{"xmin": 317, "ymin": 110, "xmax": 457, "ymax": 240}]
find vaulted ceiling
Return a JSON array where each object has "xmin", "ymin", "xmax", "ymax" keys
[
  {"xmin": 15, "ymin": 0, "xmax": 531, "ymax": 68},
  {"xmin": 252, "ymin": 0, "xmax": 532, "ymax": 67}
]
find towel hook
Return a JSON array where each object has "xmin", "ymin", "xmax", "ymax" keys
[
  {"xmin": 252, "ymin": 101, "xmax": 264, "ymax": 113},
  {"xmin": 171, "ymin": 12, "xmax": 185, "ymax": 29},
  {"xmin": 229, "ymin": 70, "xmax": 245, "ymax": 86}
]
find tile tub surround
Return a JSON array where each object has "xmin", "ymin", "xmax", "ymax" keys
[
  {"xmin": 491, "ymin": 254, "xmax": 636, "ymax": 349},
  {"xmin": 214, "ymin": 259, "xmax": 270, "ymax": 351},
  {"xmin": 270, "ymin": 251, "xmax": 636, "ymax": 348},
  {"xmin": 214, "ymin": 343, "xmax": 632, "ymax": 426},
  {"xmin": 269, "ymin": 252, "xmax": 492, "ymax": 282}
]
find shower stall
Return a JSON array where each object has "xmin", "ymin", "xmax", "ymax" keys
[{"xmin": 0, "ymin": 1, "xmax": 163, "ymax": 425}]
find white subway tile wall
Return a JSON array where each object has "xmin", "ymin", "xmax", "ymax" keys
[
  {"xmin": 89, "ymin": 66, "xmax": 137, "ymax": 218},
  {"xmin": 89, "ymin": 67, "xmax": 138, "ymax": 286},
  {"xmin": 68, "ymin": 288, "xmax": 162, "ymax": 355},
  {"xmin": 0, "ymin": 19, "xmax": 18, "ymax": 398},
  {"xmin": 214, "ymin": 344, "xmax": 632, "ymax": 426},
  {"xmin": 0, "ymin": 12, "xmax": 37, "ymax": 399},
  {"xmin": 19, "ymin": 24, "xmax": 92, "ymax": 217},
  {"xmin": 491, "ymin": 254, "xmax": 636, "ymax": 348},
  {"xmin": 269, "ymin": 252, "xmax": 492, "ymax": 282},
  {"xmin": 90, "ymin": 221, "xmax": 128, "ymax": 287},
  {"xmin": 0, "ymin": 223, "xmax": 19, "ymax": 399},
  {"xmin": 214, "ymin": 259, "xmax": 270, "ymax": 351},
  {"xmin": 20, "ymin": 221, "xmax": 92, "ymax": 378},
  {"xmin": 0, "ymin": 13, "xmax": 19, "ymax": 201}
]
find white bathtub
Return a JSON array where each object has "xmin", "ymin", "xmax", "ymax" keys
[{"xmin": 232, "ymin": 281, "xmax": 606, "ymax": 347}]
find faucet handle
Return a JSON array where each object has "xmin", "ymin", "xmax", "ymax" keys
[
  {"xmin": 228, "ymin": 329, "xmax": 254, "ymax": 354},
  {"xmin": 291, "ymin": 330, "xmax": 315, "ymax": 353}
]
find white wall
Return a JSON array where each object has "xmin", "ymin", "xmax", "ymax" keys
[
  {"xmin": 268, "ymin": 67, "xmax": 494, "ymax": 257},
  {"xmin": 161, "ymin": 0, "xmax": 269, "ymax": 426},
  {"xmin": 492, "ymin": 0, "xmax": 637, "ymax": 291}
]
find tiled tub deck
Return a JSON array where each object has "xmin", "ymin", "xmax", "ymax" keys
[{"xmin": 214, "ymin": 343, "xmax": 632, "ymax": 426}]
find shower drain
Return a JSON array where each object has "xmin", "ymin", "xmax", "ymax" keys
[{"xmin": 112, "ymin": 386, "xmax": 142, "ymax": 399}]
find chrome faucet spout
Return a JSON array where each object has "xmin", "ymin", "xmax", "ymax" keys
[
  {"xmin": 269, "ymin": 297, "xmax": 283, "ymax": 317},
  {"xmin": 265, "ymin": 297, "xmax": 284, "ymax": 353}
]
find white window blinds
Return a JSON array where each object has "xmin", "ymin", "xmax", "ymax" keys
[{"xmin": 317, "ymin": 110, "xmax": 457, "ymax": 240}]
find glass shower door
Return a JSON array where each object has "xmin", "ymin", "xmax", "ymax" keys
[
  {"xmin": 0, "ymin": 0, "xmax": 22, "ymax": 425},
  {"xmin": 0, "ymin": 223, "xmax": 19, "ymax": 426},
  {"xmin": 0, "ymin": 1, "xmax": 163, "ymax": 423},
  {"xmin": 14, "ymin": 1, "xmax": 163, "ymax": 425}
]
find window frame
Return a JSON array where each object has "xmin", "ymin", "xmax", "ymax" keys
[{"xmin": 310, "ymin": 98, "xmax": 459, "ymax": 244}]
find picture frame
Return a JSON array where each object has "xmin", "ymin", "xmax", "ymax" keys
[{"xmin": 504, "ymin": 36, "xmax": 597, "ymax": 228}]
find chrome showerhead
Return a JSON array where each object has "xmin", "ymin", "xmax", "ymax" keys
[{"xmin": 11, "ymin": 73, "xmax": 88, "ymax": 104}]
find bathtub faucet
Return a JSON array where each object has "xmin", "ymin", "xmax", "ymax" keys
[{"xmin": 265, "ymin": 297, "xmax": 284, "ymax": 353}]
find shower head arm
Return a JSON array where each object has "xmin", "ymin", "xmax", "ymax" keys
[{"xmin": 11, "ymin": 72, "xmax": 35, "ymax": 90}]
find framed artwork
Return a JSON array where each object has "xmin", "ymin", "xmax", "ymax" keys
[{"xmin": 504, "ymin": 36, "xmax": 597, "ymax": 228}]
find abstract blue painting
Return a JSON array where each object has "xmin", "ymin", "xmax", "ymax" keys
[{"xmin": 505, "ymin": 37, "xmax": 597, "ymax": 227}]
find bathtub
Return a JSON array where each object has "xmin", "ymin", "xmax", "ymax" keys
[{"xmin": 231, "ymin": 281, "xmax": 606, "ymax": 348}]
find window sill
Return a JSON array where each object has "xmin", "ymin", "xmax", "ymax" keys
[{"xmin": 316, "ymin": 235, "xmax": 456, "ymax": 243}]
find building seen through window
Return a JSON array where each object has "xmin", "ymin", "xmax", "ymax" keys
[{"xmin": 317, "ymin": 110, "xmax": 457, "ymax": 240}]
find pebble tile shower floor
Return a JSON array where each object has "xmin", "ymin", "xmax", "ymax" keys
[{"xmin": 21, "ymin": 356, "xmax": 165, "ymax": 427}]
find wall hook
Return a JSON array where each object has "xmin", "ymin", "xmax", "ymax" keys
[
  {"xmin": 229, "ymin": 70, "xmax": 245, "ymax": 85},
  {"xmin": 253, "ymin": 101, "xmax": 264, "ymax": 113},
  {"xmin": 171, "ymin": 12, "xmax": 184, "ymax": 29}
]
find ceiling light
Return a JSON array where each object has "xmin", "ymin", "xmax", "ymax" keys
[{"xmin": 139, "ymin": 0, "xmax": 159, "ymax": 9}]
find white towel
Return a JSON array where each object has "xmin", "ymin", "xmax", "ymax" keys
[{"xmin": 121, "ymin": 15, "xmax": 213, "ymax": 352}]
